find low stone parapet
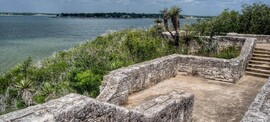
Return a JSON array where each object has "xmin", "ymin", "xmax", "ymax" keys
[
  {"xmin": 241, "ymin": 78, "xmax": 270, "ymax": 122},
  {"xmin": 0, "ymin": 91, "xmax": 194, "ymax": 122},
  {"xmin": 178, "ymin": 38, "xmax": 256, "ymax": 82},
  {"xmin": 227, "ymin": 33, "xmax": 270, "ymax": 43},
  {"xmin": 133, "ymin": 91, "xmax": 194, "ymax": 122},
  {"xmin": 97, "ymin": 54, "xmax": 179, "ymax": 105}
]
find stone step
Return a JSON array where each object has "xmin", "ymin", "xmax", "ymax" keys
[
  {"xmin": 248, "ymin": 64, "xmax": 270, "ymax": 70},
  {"xmin": 245, "ymin": 71, "xmax": 270, "ymax": 78},
  {"xmin": 249, "ymin": 60, "xmax": 270, "ymax": 65},
  {"xmin": 253, "ymin": 53, "xmax": 270, "ymax": 58},
  {"xmin": 254, "ymin": 50, "xmax": 270, "ymax": 55},
  {"xmin": 255, "ymin": 48, "xmax": 270, "ymax": 52},
  {"xmin": 246, "ymin": 67, "xmax": 270, "ymax": 75},
  {"xmin": 251, "ymin": 57, "xmax": 270, "ymax": 62}
]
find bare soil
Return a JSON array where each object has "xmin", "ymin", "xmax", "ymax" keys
[{"xmin": 125, "ymin": 75, "xmax": 267, "ymax": 122}]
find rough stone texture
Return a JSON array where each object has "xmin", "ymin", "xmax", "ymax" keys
[
  {"xmin": 0, "ymin": 91, "xmax": 194, "ymax": 122},
  {"xmin": 216, "ymin": 36, "xmax": 246, "ymax": 51},
  {"xmin": 133, "ymin": 91, "xmax": 194, "ymax": 122},
  {"xmin": 241, "ymin": 78, "xmax": 270, "ymax": 122},
  {"xmin": 178, "ymin": 37, "xmax": 256, "ymax": 83},
  {"xmin": 227, "ymin": 33, "xmax": 270, "ymax": 43},
  {"xmin": 97, "ymin": 55, "xmax": 179, "ymax": 105},
  {"xmin": 97, "ymin": 37, "xmax": 256, "ymax": 106}
]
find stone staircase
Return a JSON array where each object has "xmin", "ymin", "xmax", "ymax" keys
[{"xmin": 246, "ymin": 47, "xmax": 270, "ymax": 78}]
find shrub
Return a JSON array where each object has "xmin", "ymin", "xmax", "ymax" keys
[
  {"xmin": 74, "ymin": 70, "xmax": 102, "ymax": 97},
  {"xmin": 215, "ymin": 46, "xmax": 241, "ymax": 59}
]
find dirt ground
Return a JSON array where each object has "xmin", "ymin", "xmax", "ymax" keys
[{"xmin": 125, "ymin": 75, "xmax": 267, "ymax": 122}]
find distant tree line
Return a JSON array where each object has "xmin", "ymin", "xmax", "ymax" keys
[
  {"xmin": 57, "ymin": 12, "xmax": 186, "ymax": 19},
  {"xmin": 0, "ymin": 12, "xmax": 56, "ymax": 16}
]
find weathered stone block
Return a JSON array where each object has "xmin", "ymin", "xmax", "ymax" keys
[{"xmin": 241, "ymin": 79, "xmax": 270, "ymax": 122}]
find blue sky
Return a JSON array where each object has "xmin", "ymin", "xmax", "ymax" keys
[{"xmin": 0, "ymin": 0, "xmax": 269, "ymax": 16}]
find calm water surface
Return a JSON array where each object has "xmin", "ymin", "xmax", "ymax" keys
[{"xmin": 0, "ymin": 16, "xmax": 196, "ymax": 72}]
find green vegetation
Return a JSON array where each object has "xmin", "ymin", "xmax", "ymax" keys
[
  {"xmin": 191, "ymin": 37, "xmax": 241, "ymax": 59},
  {"xmin": 186, "ymin": 2, "xmax": 270, "ymax": 35},
  {"xmin": 215, "ymin": 46, "xmax": 241, "ymax": 59}
]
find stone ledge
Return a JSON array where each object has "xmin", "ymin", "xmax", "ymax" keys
[
  {"xmin": 227, "ymin": 33, "xmax": 270, "ymax": 43},
  {"xmin": 241, "ymin": 78, "xmax": 270, "ymax": 122},
  {"xmin": 0, "ymin": 91, "xmax": 194, "ymax": 122},
  {"xmin": 133, "ymin": 91, "xmax": 194, "ymax": 122}
]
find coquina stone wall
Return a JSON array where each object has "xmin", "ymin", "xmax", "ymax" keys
[
  {"xmin": 179, "ymin": 37, "xmax": 256, "ymax": 82},
  {"xmin": 97, "ymin": 54, "xmax": 179, "ymax": 105},
  {"xmin": 241, "ymin": 78, "xmax": 270, "ymax": 122},
  {"xmin": 0, "ymin": 91, "xmax": 194, "ymax": 122},
  {"xmin": 216, "ymin": 36, "xmax": 246, "ymax": 51},
  {"xmin": 227, "ymin": 33, "xmax": 270, "ymax": 43}
]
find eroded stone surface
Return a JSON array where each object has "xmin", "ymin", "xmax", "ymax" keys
[
  {"xmin": 0, "ymin": 92, "xmax": 194, "ymax": 122},
  {"xmin": 227, "ymin": 33, "xmax": 270, "ymax": 43},
  {"xmin": 241, "ymin": 78, "xmax": 270, "ymax": 122}
]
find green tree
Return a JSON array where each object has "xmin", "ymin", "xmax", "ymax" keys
[{"xmin": 240, "ymin": 2, "xmax": 270, "ymax": 34}]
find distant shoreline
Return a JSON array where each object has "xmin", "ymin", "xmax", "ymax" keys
[{"xmin": 0, "ymin": 12, "xmax": 212, "ymax": 19}]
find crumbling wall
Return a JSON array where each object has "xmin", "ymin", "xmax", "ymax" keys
[
  {"xmin": 217, "ymin": 36, "xmax": 246, "ymax": 51},
  {"xmin": 227, "ymin": 33, "xmax": 270, "ymax": 43},
  {"xmin": 0, "ymin": 91, "xmax": 194, "ymax": 122},
  {"xmin": 177, "ymin": 55, "xmax": 238, "ymax": 82},
  {"xmin": 97, "ymin": 55, "xmax": 179, "ymax": 105},
  {"xmin": 178, "ymin": 38, "xmax": 256, "ymax": 82},
  {"xmin": 134, "ymin": 91, "xmax": 194, "ymax": 122},
  {"xmin": 241, "ymin": 78, "xmax": 270, "ymax": 122}
]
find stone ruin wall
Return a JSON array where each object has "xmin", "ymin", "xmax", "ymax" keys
[
  {"xmin": 0, "ymin": 37, "xmax": 257, "ymax": 122},
  {"xmin": 98, "ymin": 37, "xmax": 256, "ymax": 107},
  {"xmin": 241, "ymin": 78, "xmax": 270, "ymax": 122},
  {"xmin": 179, "ymin": 37, "xmax": 256, "ymax": 82},
  {"xmin": 227, "ymin": 33, "xmax": 270, "ymax": 43},
  {"xmin": 178, "ymin": 36, "xmax": 246, "ymax": 55},
  {"xmin": 0, "ymin": 91, "xmax": 194, "ymax": 122},
  {"xmin": 97, "ymin": 54, "xmax": 180, "ymax": 105}
]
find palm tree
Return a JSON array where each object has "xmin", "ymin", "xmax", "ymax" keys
[
  {"xmin": 40, "ymin": 82, "xmax": 55, "ymax": 101},
  {"xmin": 170, "ymin": 6, "xmax": 182, "ymax": 46},
  {"xmin": 161, "ymin": 6, "xmax": 182, "ymax": 46},
  {"xmin": 14, "ymin": 79, "xmax": 34, "ymax": 106},
  {"xmin": 161, "ymin": 8, "xmax": 174, "ymax": 40}
]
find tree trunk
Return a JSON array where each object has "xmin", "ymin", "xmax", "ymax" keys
[{"xmin": 22, "ymin": 90, "xmax": 33, "ymax": 106}]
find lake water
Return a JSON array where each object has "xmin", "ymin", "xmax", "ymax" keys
[{"xmin": 0, "ymin": 16, "xmax": 196, "ymax": 72}]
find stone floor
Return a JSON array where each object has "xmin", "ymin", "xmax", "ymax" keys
[{"xmin": 125, "ymin": 75, "xmax": 267, "ymax": 122}]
